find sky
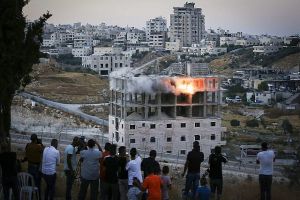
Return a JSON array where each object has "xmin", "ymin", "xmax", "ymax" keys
[{"xmin": 24, "ymin": 0, "xmax": 300, "ymax": 36}]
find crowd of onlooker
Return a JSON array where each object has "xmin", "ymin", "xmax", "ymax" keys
[{"xmin": 0, "ymin": 134, "xmax": 275, "ymax": 200}]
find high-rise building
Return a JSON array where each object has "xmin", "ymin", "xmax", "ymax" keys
[
  {"xmin": 170, "ymin": 2, "xmax": 205, "ymax": 47},
  {"xmin": 146, "ymin": 17, "xmax": 167, "ymax": 41}
]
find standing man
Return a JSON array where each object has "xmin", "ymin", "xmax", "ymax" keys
[
  {"xmin": 256, "ymin": 142, "xmax": 275, "ymax": 200},
  {"xmin": 208, "ymin": 146, "xmax": 227, "ymax": 200},
  {"xmin": 41, "ymin": 139, "xmax": 60, "ymax": 200},
  {"xmin": 182, "ymin": 141, "xmax": 204, "ymax": 199},
  {"xmin": 118, "ymin": 146, "xmax": 129, "ymax": 200},
  {"xmin": 141, "ymin": 150, "xmax": 161, "ymax": 178},
  {"xmin": 126, "ymin": 148, "xmax": 143, "ymax": 187},
  {"xmin": 24, "ymin": 134, "xmax": 43, "ymax": 194},
  {"xmin": 103, "ymin": 144, "xmax": 119, "ymax": 200},
  {"xmin": 78, "ymin": 139, "xmax": 102, "ymax": 200},
  {"xmin": 0, "ymin": 143, "xmax": 20, "ymax": 200},
  {"xmin": 64, "ymin": 136, "xmax": 80, "ymax": 200},
  {"xmin": 99, "ymin": 142, "xmax": 111, "ymax": 200}
]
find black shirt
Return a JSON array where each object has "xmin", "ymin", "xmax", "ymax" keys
[
  {"xmin": 208, "ymin": 153, "xmax": 227, "ymax": 179},
  {"xmin": 118, "ymin": 156, "xmax": 128, "ymax": 179},
  {"xmin": 187, "ymin": 149, "xmax": 204, "ymax": 173},
  {"xmin": 141, "ymin": 157, "xmax": 161, "ymax": 177},
  {"xmin": 0, "ymin": 152, "xmax": 18, "ymax": 177},
  {"xmin": 103, "ymin": 156, "xmax": 119, "ymax": 184}
]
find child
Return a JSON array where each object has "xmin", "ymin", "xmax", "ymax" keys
[
  {"xmin": 128, "ymin": 177, "xmax": 143, "ymax": 200},
  {"xmin": 195, "ymin": 177, "xmax": 210, "ymax": 200},
  {"xmin": 161, "ymin": 166, "xmax": 171, "ymax": 200},
  {"xmin": 142, "ymin": 166, "xmax": 163, "ymax": 200}
]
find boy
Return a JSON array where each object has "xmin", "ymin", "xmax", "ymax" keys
[
  {"xmin": 128, "ymin": 177, "xmax": 142, "ymax": 200},
  {"xmin": 142, "ymin": 166, "xmax": 163, "ymax": 200},
  {"xmin": 195, "ymin": 177, "xmax": 210, "ymax": 200},
  {"xmin": 161, "ymin": 166, "xmax": 171, "ymax": 200}
]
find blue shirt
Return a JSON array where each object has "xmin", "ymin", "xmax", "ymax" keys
[
  {"xmin": 196, "ymin": 186, "xmax": 210, "ymax": 200},
  {"xmin": 64, "ymin": 145, "xmax": 77, "ymax": 170},
  {"xmin": 80, "ymin": 148, "xmax": 102, "ymax": 180}
]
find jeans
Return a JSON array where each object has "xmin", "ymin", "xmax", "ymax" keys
[
  {"xmin": 2, "ymin": 176, "xmax": 19, "ymax": 200},
  {"xmin": 118, "ymin": 179, "xmax": 128, "ymax": 200},
  {"xmin": 102, "ymin": 182, "xmax": 119, "ymax": 200},
  {"xmin": 43, "ymin": 173, "xmax": 56, "ymax": 200},
  {"xmin": 65, "ymin": 170, "xmax": 75, "ymax": 200},
  {"xmin": 184, "ymin": 172, "xmax": 200, "ymax": 198},
  {"xmin": 78, "ymin": 177, "xmax": 99, "ymax": 200},
  {"xmin": 259, "ymin": 174, "xmax": 272, "ymax": 200},
  {"xmin": 210, "ymin": 178, "xmax": 223, "ymax": 200},
  {"xmin": 28, "ymin": 164, "xmax": 41, "ymax": 196}
]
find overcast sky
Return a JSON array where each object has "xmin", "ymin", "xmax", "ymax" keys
[{"xmin": 24, "ymin": 0, "xmax": 300, "ymax": 36}]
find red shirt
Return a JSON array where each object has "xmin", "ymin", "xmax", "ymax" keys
[
  {"xmin": 142, "ymin": 173, "xmax": 163, "ymax": 200},
  {"xmin": 100, "ymin": 151, "xmax": 110, "ymax": 181}
]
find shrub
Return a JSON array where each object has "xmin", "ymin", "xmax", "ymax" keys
[
  {"xmin": 246, "ymin": 119, "xmax": 259, "ymax": 127},
  {"xmin": 230, "ymin": 119, "xmax": 240, "ymax": 126}
]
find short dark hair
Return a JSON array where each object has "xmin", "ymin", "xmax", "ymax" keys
[
  {"xmin": 193, "ymin": 141, "xmax": 200, "ymax": 150},
  {"xmin": 30, "ymin": 134, "xmax": 38, "ymax": 142},
  {"xmin": 130, "ymin": 148, "xmax": 137, "ymax": 157},
  {"xmin": 214, "ymin": 146, "xmax": 221, "ymax": 154},
  {"xmin": 261, "ymin": 142, "xmax": 268, "ymax": 150},
  {"xmin": 162, "ymin": 166, "xmax": 169, "ymax": 174},
  {"xmin": 150, "ymin": 150, "xmax": 156, "ymax": 157},
  {"xmin": 110, "ymin": 144, "xmax": 117, "ymax": 155},
  {"xmin": 87, "ymin": 139, "xmax": 95, "ymax": 148},
  {"xmin": 104, "ymin": 142, "xmax": 111, "ymax": 151},
  {"xmin": 119, "ymin": 146, "xmax": 126, "ymax": 154},
  {"xmin": 73, "ymin": 136, "xmax": 79, "ymax": 143},
  {"xmin": 51, "ymin": 139, "xmax": 58, "ymax": 148}
]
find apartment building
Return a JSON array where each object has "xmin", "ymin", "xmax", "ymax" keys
[
  {"xmin": 169, "ymin": 2, "xmax": 205, "ymax": 47},
  {"xmin": 82, "ymin": 54, "xmax": 131, "ymax": 76},
  {"xmin": 146, "ymin": 17, "xmax": 167, "ymax": 41},
  {"xmin": 108, "ymin": 72, "xmax": 226, "ymax": 158},
  {"xmin": 74, "ymin": 33, "xmax": 93, "ymax": 48}
]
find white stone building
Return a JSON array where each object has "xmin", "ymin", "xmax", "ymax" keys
[
  {"xmin": 72, "ymin": 47, "xmax": 92, "ymax": 58},
  {"xmin": 220, "ymin": 36, "xmax": 237, "ymax": 46},
  {"xmin": 148, "ymin": 32, "xmax": 166, "ymax": 50},
  {"xmin": 169, "ymin": 2, "xmax": 205, "ymax": 47},
  {"xmin": 246, "ymin": 92, "xmax": 272, "ymax": 105},
  {"xmin": 108, "ymin": 72, "xmax": 226, "ymax": 158},
  {"xmin": 93, "ymin": 47, "xmax": 123, "ymax": 55},
  {"xmin": 82, "ymin": 54, "xmax": 131, "ymax": 76},
  {"xmin": 253, "ymin": 45, "xmax": 280, "ymax": 54},
  {"xmin": 74, "ymin": 33, "xmax": 93, "ymax": 48},
  {"xmin": 165, "ymin": 40, "xmax": 182, "ymax": 52},
  {"xmin": 146, "ymin": 17, "xmax": 167, "ymax": 41}
]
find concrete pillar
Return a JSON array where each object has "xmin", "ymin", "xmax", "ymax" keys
[
  {"xmin": 157, "ymin": 93, "xmax": 161, "ymax": 118},
  {"xmin": 203, "ymin": 91, "xmax": 207, "ymax": 117}
]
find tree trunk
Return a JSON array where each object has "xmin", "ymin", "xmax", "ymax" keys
[{"xmin": 0, "ymin": 93, "xmax": 13, "ymax": 152}]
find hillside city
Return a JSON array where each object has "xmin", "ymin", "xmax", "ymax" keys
[{"xmin": 3, "ymin": 1, "xmax": 300, "ymax": 200}]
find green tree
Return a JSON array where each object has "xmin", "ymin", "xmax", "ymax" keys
[
  {"xmin": 258, "ymin": 81, "xmax": 269, "ymax": 91},
  {"xmin": 0, "ymin": 0, "xmax": 51, "ymax": 150},
  {"xmin": 282, "ymin": 119, "xmax": 293, "ymax": 134}
]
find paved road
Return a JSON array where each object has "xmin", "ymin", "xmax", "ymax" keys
[{"xmin": 19, "ymin": 92, "xmax": 109, "ymax": 126}]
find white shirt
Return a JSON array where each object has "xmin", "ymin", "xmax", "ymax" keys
[
  {"xmin": 257, "ymin": 150, "xmax": 275, "ymax": 175},
  {"xmin": 126, "ymin": 155, "xmax": 143, "ymax": 185},
  {"xmin": 42, "ymin": 146, "xmax": 60, "ymax": 175}
]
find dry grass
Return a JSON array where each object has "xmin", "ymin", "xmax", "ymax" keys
[
  {"xmin": 26, "ymin": 64, "xmax": 109, "ymax": 104},
  {"xmin": 272, "ymin": 52, "xmax": 300, "ymax": 71}
]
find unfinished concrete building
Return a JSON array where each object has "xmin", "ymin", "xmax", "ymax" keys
[{"xmin": 108, "ymin": 71, "xmax": 226, "ymax": 158}]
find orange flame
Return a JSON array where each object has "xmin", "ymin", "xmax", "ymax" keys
[{"xmin": 176, "ymin": 79, "xmax": 195, "ymax": 95}]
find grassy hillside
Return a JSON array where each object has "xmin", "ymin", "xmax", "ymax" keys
[
  {"xmin": 26, "ymin": 64, "xmax": 109, "ymax": 103},
  {"xmin": 272, "ymin": 52, "xmax": 300, "ymax": 70},
  {"xmin": 209, "ymin": 47, "xmax": 300, "ymax": 74}
]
